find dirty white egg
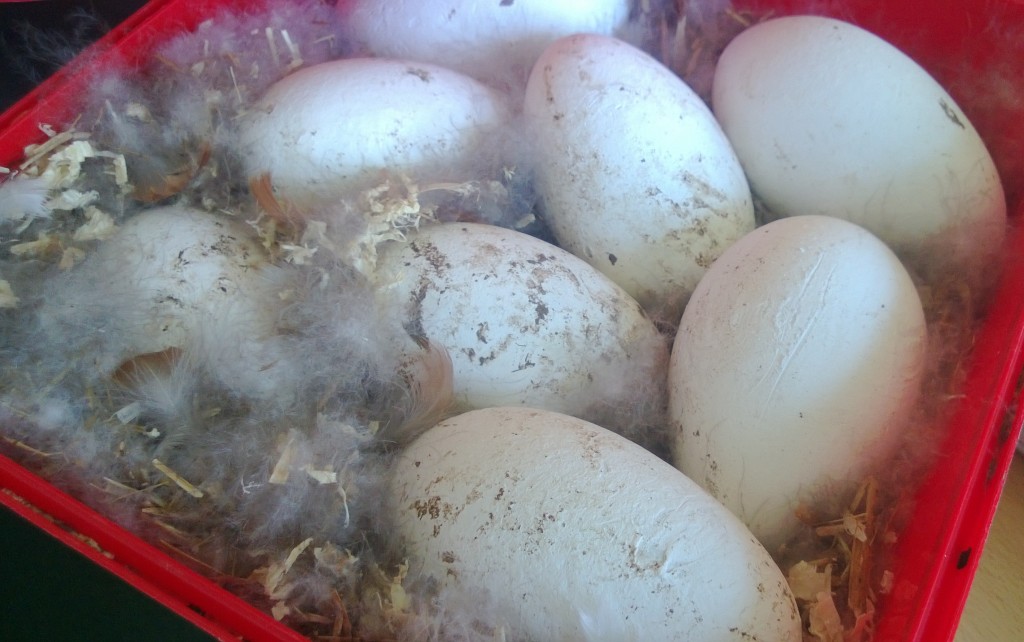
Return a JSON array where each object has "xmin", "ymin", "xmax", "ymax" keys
[
  {"xmin": 388, "ymin": 406, "xmax": 802, "ymax": 641},
  {"xmin": 38, "ymin": 206, "xmax": 289, "ymax": 395},
  {"xmin": 373, "ymin": 222, "xmax": 668, "ymax": 446},
  {"xmin": 524, "ymin": 34, "xmax": 755, "ymax": 324},
  {"xmin": 238, "ymin": 57, "xmax": 511, "ymax": 211},
  {"xmin": 336, "ymin": 0, "xmax": 634, "ymax": 86},
  {"xmin": 669, "ymin": 215, "xmax": 928, "ymax": 553},
  {"xmin": 712, "ymin": 15, "xmax": 1006, "ymax": 273}
]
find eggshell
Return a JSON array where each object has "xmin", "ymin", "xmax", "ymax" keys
[
  {"xmin": 711, "ymin": 15, "xmax": 1006, "ymax": 270},
  {"xmin": 336, "ymin": 0, "xmax": 633, "ymax": 85},
  {"xmin": 669, "ymin": 215, "xmax": 928, "ymax": 553},
  {"xmin": 523, "ymin": 34, "xmax": 755, "ymax": 324},
  {"xmin": 372, "ymin": 222, "xmax": 667, "ymax": 445},
  {"xmin": 38, "ymin": 206, "xmax": 291, "ymax": 397},
  {"xmin": 238, "ymin": 58, "xmax": 510, "ymax": 211},
  {"xmin": 388, "ymin": 406, "xmax": 802, "ymax": 641}
]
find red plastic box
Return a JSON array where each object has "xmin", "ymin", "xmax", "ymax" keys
[{"xmin": 2, "ymin": 1, "xmax": 1024, "ymax": 640}]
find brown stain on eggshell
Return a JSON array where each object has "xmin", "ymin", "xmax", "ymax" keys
[
  {"xmin": 380, "ymin": 224, "xmax": 667, "ymax": 440},
  {"xmin": 390, "ymin": 407, "xmax": 801, "ymax": 639},
  {"xmin": 410, "ymin": 494, "xmax": 463, "ymax": 539},
  {"xmin": 405, "ymin": 67, "xmax": 432, "ymax": 82},
  {"xmin": 403, "ymin": 239, "xmax": 451, "ymax": 344}
]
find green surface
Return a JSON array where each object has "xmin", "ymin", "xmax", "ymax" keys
[{"xmin": 0, "ymin": 506, "xmax": 214, "ymax": 642}]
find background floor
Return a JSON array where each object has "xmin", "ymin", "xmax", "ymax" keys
[{"xmin": 955, "ymin": 454, "xmax": 1024, "ymax": 641}]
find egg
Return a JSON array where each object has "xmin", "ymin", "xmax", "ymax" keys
[
  {"xmin": 669, "ymin": 215, "xmax": 928, "ymax": 553},
  {"xmin": 711, "ymin": 15, "xmax": 1006, "ymax": 275},
  {"xmin": 523, "ymin": 34, "xmax": 755, "ymax": 325},
  {"xmin": 336, "ymin": 0, "xmax": 634, "ymax": 86},
  {"xmin": 238, "ymin": 58, "xmax": 511, "ymax": 211},
  {"xmin": 372, "ymin": 222, "xmax": 668, "ymax": 447},
  {"xmin": 38, "ymin": 206, "xmax": 291, "ymax": 397},
  {"xmin": 387, "ymin": 406, "xmax": 802, "ymax": 641}
]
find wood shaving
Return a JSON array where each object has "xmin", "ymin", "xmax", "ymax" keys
[
  {"xmin": 45, "ymin": 188, "xmax": 98, "ymax": 211},
  {"xmin": 96, "ymin": 151, "xmax": 130, "ymax": 188},
  {"xmin": 152, "ymin": 458, "xmax": 204, "ymax": 499},
  {"xmin": 0, "ymin": 279, "xmax": 18, "ymax": 309},
  {"xmin": 113, "ymin": 401, "xmax": 143, "ymax": 424},
  {"xmin": 10, "ymin": 233, "xmax": 61, "ymax": 259},
  {"xmin": 104, "ymin": 476, "xmax": 146, "ymax": 498},
  {"xmin": 125, "ymin": 103, "xmax": 153, "ymax": 122},
  {"xmin": 329, "ymin": 588, "xmax": 353, "ymax": 638},
  {"xmin": 388, "ymin": 561, "xmax": 411, "ymax": 614},
  {"xmin": 151, "ymin": 518, "xmax": 190, "ymax": 540},
  {"xmin": 280, "ymin": 30, "xmax": 303, "ymax": 71},
  {"xmin": 269, "ymin": 430, "xmax": 299, "ymax": 485},
  {"xmin": 787, "ymin": 477, "xmax": 885, "ymax": 639},
  {"xmin": 347, "ymin": 175, "xmax": 433, "ymax": 275},
  {"xmin": 58, "ymin": 246, "xmax": 86, "ymax": 270},
  {"xmin": 271, "ymin": 602, "xmax": 292, "ymax": 621},
  {"xmin": 69, "ymin": 532, "xmax": 116, "ymax": 559},
  {"xmin": 808, "ymin": 591, "xmax": 844, "ymax": 642},
  {"xmin": 34, "ymin": 139, "xmax": 96, "ymax": 189},
  {"xmin": 2, "ymin": 435, "xmax": 55, "ymax": 458},
  {"xmin": 72, "ymin": 206, "xmax": 117, "ymax": 242},
  {"xmin": 879, "ymin": 570, "xmax": 894, "ymax": 595},
  {"xmin": 513, "ymin": 212, "xmax": 537, "ymax": 230},
  {"xmin": 280, "ymin": 242, "xmax": 318, "ymax": 265},
  {"xmin": 787, "ymin": 560, "xmax": 832, "ymax": 602},
  {"xmin": 265, "ymin": 536, "xmax": 314, "ymax": 599},
  {"xmin": 301, "ymin": 465, "xmax": 337, "ymax": 485},
  {"xmin": 19, "ymin": 130, "xmax": 89, "ymax": 172},
  {"xmin": 265, "ymin": 27, "xmax": 282, "ymax": 68},
  {"xmin": 313, "ymin": 542, "xmax": 352, "ymax": 576}
]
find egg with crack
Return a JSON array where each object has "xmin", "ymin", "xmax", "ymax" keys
[{"xmin": 669, "ymin": 215, "xmax": 927, "ymax": 553}]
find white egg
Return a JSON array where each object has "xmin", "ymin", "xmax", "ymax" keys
[
  {"xmin": 669, "ymin": 215, "xmax": 928, "ymax": 553},
  {"xmin": 373, "ymin": 222, "xmax": 668, "ymax": 446},
  {"xmin": 39, "ymin": 206, "xmax": 290, "ymax": 397},
  {"xmin": 711, "ymin": 15, "xmax": 1006, "ymax": 272},
  {"xmin": 337, "ymin": 0, "xmax": 633, "ymax": 85},
  {"xmin": 238, "ymin": 58, "xmax": 510, "ymax": 211},
  {"xmin": 523, "ymin": 34, "xmax": 755, "ymax": 324},
  {"xmin": 388, "ymin": 406, "xmax": 802, "ymax": 641}
]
